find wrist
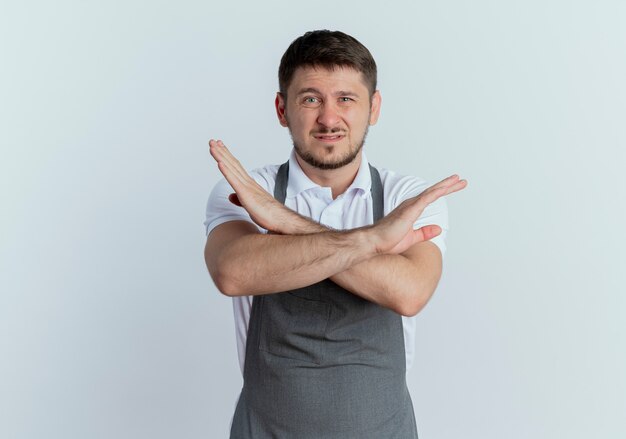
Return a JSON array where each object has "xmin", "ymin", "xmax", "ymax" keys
[
  {"xmin": 351, "ymin": 227, "xmax": 380, "ymax": 260},
  {"xmin": 278, "ymin": 209, "xmax": 328, "ymax": 235}
]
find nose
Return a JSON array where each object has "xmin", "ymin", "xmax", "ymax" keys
[{"xmin": 316, "ymin": 102, "xmax": 341, "ymax": 128}]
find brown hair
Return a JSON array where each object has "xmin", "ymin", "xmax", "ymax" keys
[{"xmin": 278, "ymin": 30, "xmax": 377, "ymax": 98}]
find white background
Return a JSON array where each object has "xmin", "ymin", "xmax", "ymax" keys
[{"xmin": 1, "ymin": 1, "xmax": 625, "ymax": 438}]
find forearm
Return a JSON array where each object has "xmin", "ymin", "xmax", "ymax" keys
[
  {"xmin": 213, "ymin": 226, "xmax": 376, "ymax": 296},
  {"xmin": 286, "ymin": 212, "xmax": 441, "ymax": 316},
  {"xmin": 330, "ymin": 247, "xmax": 441, "ymax": 316}
]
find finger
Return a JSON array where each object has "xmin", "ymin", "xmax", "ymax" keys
[
  {"xmin": 423, "ymin": 175, "xmax": 468, "ymax": 198},
  {"xmin": 435, "ymin": 178, "xmax": 468, "ymax": 198},
  {"xmin": 416, "ymin": 176, "xmax": 468, "ymax": 205},
  {"xmin": 413, "ymin": 186, "xmax": 449, "ymax": 209},
  {"xmin": 209, "ymin": 139, "xmax": 237, "ymax": 165},
  {"xmin": 212, "ymin": 143, "xmax": 271, "ymax": 209},
  {"xmin": 444, "ymin": 179, "xmax": 468, "ymax": 196},
  {"xmin": 208, "ymin": 139, "xmax": 216, "ymax": 155},
  {"xmin": 425, "ymin": 174, "xmax": 460, "ymax": 193},
  {"xmin": 214, "ymin": 140, "xmax": 244, "ymax": 171},
  {"xmin": 208, "ymin": 139, "xmax": 225, "ymax": 162},
  {"xmin": 213, "ymin": 140, "xmax": 257, "ymax": 187},
  {"xmin": 410, "ymin": 180, "xmax": 468, "ymax": 224},
  {"xmin": 219, "ymin": 155, "xmax": 265, "ymax": 197},
  {"xmin": 209, "ymin": 139, "xmax": 230, "ymax": 163},
  {"xmin": 216, "ymin": 161, "xmax": 248, "ymax": 196},
  {"xmin": 411, "ymin": 224, "xmax": 442, "ymax": 244},
  {"xmin": 210, "ymin": 140, "xmax": 255, "ymax": 190}
]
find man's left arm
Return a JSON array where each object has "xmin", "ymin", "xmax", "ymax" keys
[
  {"xmin": 335, "ymin": 240, "xmax": 442, "ymax": 317},
  {"xmin": 280, "ymin": 213, "xmax": 443, "ymax": 317}
]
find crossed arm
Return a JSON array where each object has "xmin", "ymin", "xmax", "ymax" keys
[{"xmin": 204, "ymin": 140, "xmax": 467, "ymax": 316}]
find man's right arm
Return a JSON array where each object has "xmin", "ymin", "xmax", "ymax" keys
[{"xmin": 204, "ymin": 220, "xmax": 377, "ymax": 296}]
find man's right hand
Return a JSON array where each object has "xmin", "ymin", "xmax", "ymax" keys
[{"xmin": 209, "ymin": 139, "xmax": 298, "ymax": 234}]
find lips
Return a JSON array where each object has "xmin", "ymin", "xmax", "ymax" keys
[{"xmin": 313, "ymin": 133, "xmax": 345, "ymax": 142}]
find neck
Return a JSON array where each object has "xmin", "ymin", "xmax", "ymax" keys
[{"xmin": 295, "ymin": 152, "xmax": 362, "ymax": 199}]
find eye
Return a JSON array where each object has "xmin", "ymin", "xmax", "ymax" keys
[
  {"xmin": 301, "ymin": 96, "xmax": 321, "ymax": 107},
  {"xmin": 339, "ymin": 97, "xmax": 354, "ymax": 103}
]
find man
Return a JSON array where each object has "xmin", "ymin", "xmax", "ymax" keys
[{"xmin": 204, "ymin": 30, "xmax": 466, "ymax": 439}]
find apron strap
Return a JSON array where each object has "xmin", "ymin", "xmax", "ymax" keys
[
  {"xmin": 274, "ymin": 161, "xmax": 289, "ymax": 203},
  {"xmin": 369, "ymin": 164, "xmax": 384, "ymax": 223}
]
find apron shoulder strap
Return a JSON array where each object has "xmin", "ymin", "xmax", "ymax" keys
[
  {"xmin": 274, "ymin": 161, "xmax": 289, "ymax": 204},
  {"xmin": 369, "ymin": 164, "xmax": 384, "ymax": 223}
]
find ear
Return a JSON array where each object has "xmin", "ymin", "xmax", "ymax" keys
[
  {"xmin": 368, "ymin": 90, "xmax": 382, "ymax": 125},
  {"xmin": 275, "ymin": 92, "xmax": 288, "ymax": 127}
]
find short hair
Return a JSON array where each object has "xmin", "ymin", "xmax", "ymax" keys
[{"xmin": 278, "ymin": 30, "xmax": 377, "ymax": 98}]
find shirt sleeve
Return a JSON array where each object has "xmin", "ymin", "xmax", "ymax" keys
[{"xmin": 203, "ymin": 177, "xmax": 259, "ymax": 237}]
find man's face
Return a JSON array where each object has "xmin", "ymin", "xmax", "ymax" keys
[{"xmin": 275, "ymin": 66, "xmax": 381, "ymax": 170}]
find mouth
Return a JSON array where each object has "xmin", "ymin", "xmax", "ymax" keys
[{"xmin": 313, "ymin": 133, "xmax": 345, "ymax": 143}]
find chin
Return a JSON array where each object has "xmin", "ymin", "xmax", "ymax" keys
[{"xmin": 296, "ymin": 146, "xmax": 362, "ymax": 170}]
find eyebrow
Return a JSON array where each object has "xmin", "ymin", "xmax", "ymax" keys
[{"xmin": 295, "ymin": 87, "xmax": 360, "ymax": 98}]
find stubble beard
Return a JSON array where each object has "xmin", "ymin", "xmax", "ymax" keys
[{"xmin": 291, "ymin": 125, "xmax": 370, "ymax": 170}]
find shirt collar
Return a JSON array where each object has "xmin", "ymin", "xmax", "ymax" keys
[{"xmin": 285, "ymin": 148, "xmax": 372, "ymax": 199}]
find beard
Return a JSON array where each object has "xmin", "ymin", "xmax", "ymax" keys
[{"xmin": 291, "ymin": 125, "xmax": 370, "ymax": 170}]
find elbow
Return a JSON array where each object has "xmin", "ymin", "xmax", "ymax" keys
[
  {"xmin": 213, "ymin": 275, "xmax": 238, "ymax": 297},
  {"xmin": 207, "ymin": 256, "xmax": 246, "ymax": 297},
  {"xmin": 394, "ymin": 290, "xmax": 432, "ymax": 317},
  {"xmin": 393, "ymin": 276, "xmax": 440, "ymax": 317},
  {"xmin": 395, "ymin": 300, "xmax": 426, "ymax": 317},
  {"xmin": 211, "ymin": 268, "xmax": 246, "ymax": 297},
  {"xmin": 204, "ymin": 231, "xmax": 255, "ymax": 297}
]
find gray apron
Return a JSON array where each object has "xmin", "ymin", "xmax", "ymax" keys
[{"xmin": 230, "ymin": 162, "xmax": 419, "ymax": 439}]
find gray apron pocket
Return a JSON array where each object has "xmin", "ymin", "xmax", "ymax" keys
[{"xmin": 258, "ymin": 293, "xmax": 331, "ymax": 365}]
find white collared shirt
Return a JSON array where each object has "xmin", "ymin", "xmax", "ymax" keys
[{"xmin": 204, "ymin": 149, "xmax": 449, "ymax": 374}]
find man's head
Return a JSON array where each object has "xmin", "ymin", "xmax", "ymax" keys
[
  {"xmin": 278, "ymin": 30, "xmax": 377, "ymax": 100},
  {"xmin": 276, "ymin": 30, "xmax": 381, "ymax": 171}
]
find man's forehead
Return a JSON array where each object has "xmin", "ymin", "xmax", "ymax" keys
[{"xmin": 289, "ymin": 65, "xmax": 368, "ymax": 93}]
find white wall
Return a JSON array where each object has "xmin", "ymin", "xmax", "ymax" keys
[{"xmin": 1, "ymin": 1, "xmax": 624, "ymax": 438}]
